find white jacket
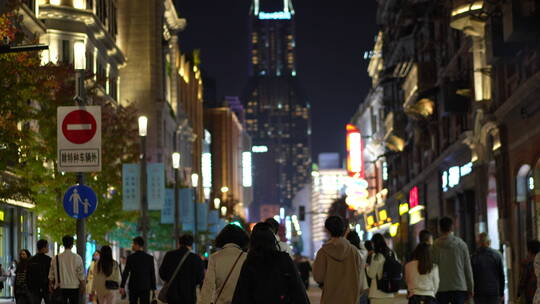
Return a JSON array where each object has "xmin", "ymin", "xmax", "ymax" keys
[
  {"xmin": 49, "ymin": 250, "xmax": 85, "ymax": 289},
  {"xmin": 198, "ymin": 244, "xmax": 246, "ymax": 304},
  {"xmin": 405, "ymin": 260, "xmax": 439, "ymax": 298},
  {"xmin": 366, "ymin": 253, "xmax": 394, "ymax": 299}
]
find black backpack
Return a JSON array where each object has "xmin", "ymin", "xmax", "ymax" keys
[
  {"xmin": 377, "ymin": 252, "xmax": 403, "ymax": 293},
  {"xmin": 26, "ymin": 257, "xmax": 47, "ymax": 291}
]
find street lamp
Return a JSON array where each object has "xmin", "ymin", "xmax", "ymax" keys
[
  {"xmin": 172, "ymin": 152, "xmax": 181, "ymax": 245},
  {"xmin": 138, "ymin": 115, "xmax": 149, "ymax": 246},
  {"xmin": 221, "ymin": 206, "xmax": 227, "ymax": 217},
  {"xmin": 191, "ymin": 173, "xmax": 199, "ymax": 248},
  {"xmin": 213, "ymin": 198, "xmax": 221, "ymax": 209},
  {"xmin": 220, "ymin": 186, "xmax": 229, "ymax": 194}
]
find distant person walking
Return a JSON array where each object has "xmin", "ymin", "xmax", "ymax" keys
[
  {"xmin": 198, "ymin": 224, "xmax": 249, "ymax": 304},
  {"xmin": 264, "ymin": 218, "xmax": 294, "ymax": 256},
  {"xmin": 159, "ymin": 234, "xmax": 204, "ymax": 304},
  {"xmin": 15, "ymin": 249, "xmax": 32, "ymax": 304},
  {"xmin": 86, "ymin": 250, "xmax": 101, "ymax": 304},
  {"xmin": 405, "ymin": 243, "xmax": 439, "ymax": 304},
  {"xmin": 120, "ymin": 237, "xmax": 156, "ymax": 304},
  {"xmin": 232, "ymin": 222, "xmax": 309, "ymax": 304},
  {"xmin": 432, "ymin": 217, "xmax": 474, "ymax": 304},
  {"xmin": 26, "ymin": 240, "xmax": 51, "ymax": 304},
  {"xmin": 0, "ymin": 264, "xmax": 6, "ymax": 294},
  {"xmin": 90, "ymin": 246, "xmax": 121, "ymax": 304},
  {"xmin": 366, "ymin": 234, "xmax": 395, "ymax": 304},
  {"xmin": 49, "ymin": 235, "xmax": 85, "ymax": 304},
  {"xmin": 314, "ymin": 216, "xmax": 363, "ymax": 304},
  {"xmin": 294, "ymin": 254, "xmax": 312, "ymax": 291},
  {"xmin": 419, "ymin": 230, "xmax": 433, "ymax": 246},
  {"xmin": 519, "ymin": 240, "xmax": 540, "ymax": 303},
  {"xmin": 471, "ymin": 233, "xmax": 504, "ymax": 304},
  {"xmin": 346, "ymin": 231, "xmax": 369, "ymax": 304}
]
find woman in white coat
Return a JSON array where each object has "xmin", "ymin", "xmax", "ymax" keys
[
  {"xmin": 91, "ymin": 246, "xmax": 121, "ymax": 304},
  {"xmin": 366, "ymin": 233, "xmax": 395, "ymax": 304},
  {"xmin": 405, "ymin": 243, "xmax": 439, "ymax": 303},
  {"xmin": 198, "ymin": 224, "xmax": 249, "ymax": 304}
]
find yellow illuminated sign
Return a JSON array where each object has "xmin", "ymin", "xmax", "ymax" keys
[
  {"xmin": 389, "ymin": 223, "xmax": 400, "ymax": 237},
  {"xmin": 409, "ymin": 207, "xmax": 425, "ymax": 225},
  {"xmin": 0, "ymin": 210, "xmax": 4, "ymax": 221},
  {"xmin": 399, "ymin": 203, "xmax": 409, "ymax": 215},
  {"xmin": 367, "ymin": 215, "xmax": 375, "ymax": 226},
  {"xmin": 378, "ymin": 209, "xmax": 387, "ymax": 221}
]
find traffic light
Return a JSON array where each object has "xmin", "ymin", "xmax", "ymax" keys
[{"xmin": 299, "ymin": 206, "xmax": 305, "ymax": 221}]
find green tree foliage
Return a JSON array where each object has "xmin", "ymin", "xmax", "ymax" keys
[{"xmin": 0, "ymin": 8, "xmax": 139, "ymax": 244}]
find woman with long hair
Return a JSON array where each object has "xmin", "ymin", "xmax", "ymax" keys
[
  {"xmin": 91, "ymin": 246, "xmax": 120, "ymax": 304},
  {"xmin": 14, "ymin": 249, "xmax": 32, "ymax": 304},
  {"xmin": 198, "ymin": 224, "xmax": 249, "ymax": 304},
  {"xmin": 405, "ymin": 243, "xmax": 439, "ymax": 304},
  {"xmin": 87, "ymin": 250, "xmax": 101, "ymax": 303},
  {"xmin": 231, "ymin": 222, "xmax": 310, "ymax": 304},
  {"xmin": 366, "ymin": 234, "xmax": 395, "ymax": 304}
]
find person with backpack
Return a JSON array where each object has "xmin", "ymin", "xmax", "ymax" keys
[
  {"xmin": 432, "ymin": 217, "xmax": 474, "ymax": 304},
  {"xmin": 313, "ymin": 216, "xmax": 362, "ymax": 304},
  {"xmin": 231, "ymin": 222, "xmax": 309, "ymax": 304},
  {"xmin": 366, "ymin": 233, "xmax": 397, "ymax": 304},
  {"xmin": 159, "ymin": 234, "xmax": 204, "ymax": 304},
  {"xmin": 26, "ymin": 240, "xmax": 52, "ymax": 304},
  {"xmin": 346, "ymin": 231, "xmax": 369, "ymax": 304},
  {"xmin": 405, "ymin": 243, "xmax": 439, "ymax": 304},
  {"xmin": 198, "ymin": 224, "xmax": 249, "ymax": 304},
  {"xmin": 15, "ymin": 249, "xmax": 32, "ymax": 304},
  {"xmin": 48, "ymin": 235, "xmax": 85, "ymax": 304},
  {"xmin": 90, "ymin": 246, "xmax": 121, "ymax": 304}
]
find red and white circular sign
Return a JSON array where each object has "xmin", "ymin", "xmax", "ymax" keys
[{"xmin": 62, "ymin": 110, "xmax": 97, "ymax": 144}]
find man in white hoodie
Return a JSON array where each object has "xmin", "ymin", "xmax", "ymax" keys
[{"xmin": 313, "ymin": 216, "xmax": 363, "ymax": 304}]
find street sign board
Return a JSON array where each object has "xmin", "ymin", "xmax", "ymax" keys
[
  {"xmin": 57, "ymin": 106, "xmax": 101, "ymax": 172},
  {"xmin": 63, "ymin": 184, "xmax": 98, "ymax": 219}
]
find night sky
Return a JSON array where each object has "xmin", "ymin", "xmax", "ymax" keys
[{"xmin": 175, "ymin": 0, "xmax": 378, "ymax": 163}]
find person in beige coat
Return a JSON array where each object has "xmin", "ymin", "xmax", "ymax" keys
[
  {"xmin": 198, "ymin": 224, "xmax": 249, "ymax": 304},
  {"xmin": 313, "ymin": 216, "xmax": 363, "ymax": 304},
  {"xmin": 91, "ymin": 246, "xmax": 121, "ymax": 304}
]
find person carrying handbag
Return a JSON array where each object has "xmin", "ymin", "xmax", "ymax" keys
[
  {"xmin": 198, "ymin": 225, "xmax": 249, "ymax": 304},
  {"xmin": 90, "ymin": 246, "xmax": 121, "ymax": 304},
  {"xmin": 159, "ymin": 234, "xmax": 204, "ymax": 304},
  {"xmin": 48, "ymin": 235, "xmax": 85, "ymax": 304}
]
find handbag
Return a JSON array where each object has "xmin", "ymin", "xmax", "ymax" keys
[
  {"xmin": 105, "ymin": 262, "xmax": 121, "ymax": 290},
  {"xmin": 50, "ymin": 256, "xmax": 64, "ymax": 304},
  {"xmin": 157, "ymin": 251, "xmax": 190, "ymax": 303},
  {"xmin": 211, "ymin": 252, "xmax": 244, "ymax": 304}
]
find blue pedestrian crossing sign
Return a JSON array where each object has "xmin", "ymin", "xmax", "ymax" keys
[{"xmin": 63, "ymin": 185, "xmax": 98, "ymax": 219}]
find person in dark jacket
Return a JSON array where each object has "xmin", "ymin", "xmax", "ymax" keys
[
  {"xmin": 15, "ymin": 249, "xmax": 32, "ymax": 304},
  {"xmin": 232, "ymin": 222, "xmax": 309, "ymax": 304},
  {"xmin": 519, "ymin": 240, "xmax": 540, "ymax": 303},
  {"xmin": 26, "ymin": 240, "xmax": 51, "ymax": 304},
  {"xmin": 471, "ymin": 233, "xmax": 505, "ymax": 304},
  {"xmin": 120, "ymin": 237, "xmax": 156, "ymax": 304},
  {"xmin": 159, "ymin": 234, "xmax": 204, "ymax": 304}
]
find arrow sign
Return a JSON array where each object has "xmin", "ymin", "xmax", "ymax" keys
[
  {"xmin": 63, "ymin": 184, "xmax": 98, "ymax": 219},
  {"xmin": 57, "ymin": 106, "xmax": 101, "ymax": 172}
]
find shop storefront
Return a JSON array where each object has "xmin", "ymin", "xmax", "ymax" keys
[{"xmin": 0, "ymin": 202, "xmax": 37, "ymax": 297}]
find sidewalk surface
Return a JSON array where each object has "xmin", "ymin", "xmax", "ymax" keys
[{"xmin": 306, "ymin": 288, "xmax": 408, "ymax": 304}]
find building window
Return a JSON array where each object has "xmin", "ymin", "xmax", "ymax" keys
[{"xmin": 61, "ymin": 40, "xmax": 71, "ymax": 63}]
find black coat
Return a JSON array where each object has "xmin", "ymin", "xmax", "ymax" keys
[
  {"xmin": 26, "ymin": 253, "xmax": 51, "ymax": 293},
  {"xmin": 159, "ymin": 247, "xmax": 204, "ymax": 304},
  {"xmin": 232, "ymin": 252, "xmax": 310, "ymax": 304},
  {"xmin": 471, "ymin": 247, "xmax": 505, "ymax": 297},
  {"xmin": 121, "ymin": 251, "xmax": 156, "ymax": 291}
]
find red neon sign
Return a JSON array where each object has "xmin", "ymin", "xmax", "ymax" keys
[
  {"xmin": 409, "ymin": 186, "xmax": 419, "ymax": 208},
  {"xmin": 346, "ymin": 124, "xmax": 364, "ymax": 178}
]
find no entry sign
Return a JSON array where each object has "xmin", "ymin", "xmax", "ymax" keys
[
  {"xmin": 57, "ymin": 106, "xmax": 101, "ymax": 172},
  {"xmin": 62, "ymin": 110, "xmax": 97, "ymax": 144}
]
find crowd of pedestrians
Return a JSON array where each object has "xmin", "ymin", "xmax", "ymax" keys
[{"xmin": 8, "ymin": 215, "xmax": 540, "ymax": 304}]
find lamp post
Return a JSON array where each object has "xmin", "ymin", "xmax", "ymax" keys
[
  {"xmin": 191, "ymin": 173, "xmax": 199, "ymax": 248},
  {"xmin": 73, "ymin": 40, "xmax": 86, "ymax": 265},
  {"xmin": 172, "ymin": 152, "xmax": 181, "ymax": 246},
  {"xmin": 138, "ymin": 116, "xmax": 149, "ymax": 246},
  {"xmin": 220, "ymin": 186, "xmax": 229, "ymax": 219}
]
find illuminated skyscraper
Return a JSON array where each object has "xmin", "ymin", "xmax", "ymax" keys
[{"xmin": 244, "ymin": 0, "xmax": 311, "ymax": 218}]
